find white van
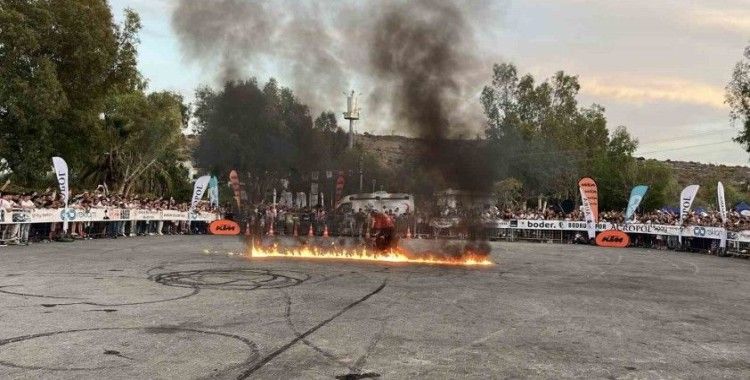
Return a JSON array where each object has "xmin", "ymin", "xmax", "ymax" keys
[{"xmin": 335, "ymin": 192, "xmax": 415, "ymax": 215}]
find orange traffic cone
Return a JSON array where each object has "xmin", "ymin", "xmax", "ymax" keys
[
  {"xmin": 323, "ymin": 224, "xmax": 329, "ymax": 238},
  {"xmin": 308, "ymin": 224, "xmax": 314, "ymax": 237},
  {"xmin": 406, "ymin": 227, "xmax": 412, "ymax": 239}
]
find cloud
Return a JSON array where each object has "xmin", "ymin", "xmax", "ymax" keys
[
  {"xmin": 688, "ymin": 7, "xmax": 750, "ymax": 34},
  {"xmin": 580, "ymin": 77, "xmax": 727, "ymax": 109}
]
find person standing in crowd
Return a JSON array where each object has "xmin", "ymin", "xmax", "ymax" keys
[
  {"xmin": 18, "ymin": 194, "xmax": 35, "ymax": 245},
  {"xmin": 155, "ymin": 200, "xmax": 164, "ymax": 236},
  {"xmin": 365, "ymin": 207, "xmax": 373, "ymax": 237},
  {"xmin": 354, "ymin": 208, "xmax": 366, "ymax": 238},
  {"xmin": 344, "ymin": 208, "xmax": 355, "ymax": 237},
  {"xmin": 284, "ymin": 207, "xmax": 294, "ymax": 235},
  {"xmin": 276, "ymin": 207, "xmax": 286, "ymax": 235},
  {"xmin": 0, "ymin": 192, "xmax": 17, "ymax": 246},
  {"xmin": 315, "ymin": 206, "xmax": 327, "ymax": 235},
  {"xmin": 118, "ymin": 200, "xmax": 128, "ymax": 237},
  {"xmin": 72, "ymin": 194, "xmax": 88, "ymax": 239}
]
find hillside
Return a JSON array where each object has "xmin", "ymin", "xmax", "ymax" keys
[{"xmin": 354, "ymin": 133, "xmax": 750, "ymax": 192}]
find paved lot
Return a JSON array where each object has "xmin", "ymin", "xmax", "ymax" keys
[{"xmin": 0, "ymin": 236, "xmax": 747, "ymax": 379}]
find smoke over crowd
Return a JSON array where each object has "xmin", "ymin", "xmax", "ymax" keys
[
  {"xmin": 369, "ymin": 0, "xmax": 493, "ymax": 192},
  {"xmin": 173, "ymin": 0, "xmax": 497, "ymax": 193}
]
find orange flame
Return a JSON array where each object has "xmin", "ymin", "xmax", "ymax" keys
[{"xmin": 246, "ymin": 244, "xmax": 493, "ymax": 266}]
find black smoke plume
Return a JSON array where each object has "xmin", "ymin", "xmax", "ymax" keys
[
  {"xmin": 173, "ymin": 1, "xmax": 496, "ymax": 252},
  {"xmin": 369, "ymin": 0, "xmax": 493, "ymax": 192},
  {"xmin": 171, "ymin": 1, "xmax": 498, "ymax": 142},
  {"xmin": 172, "ymin": 0, "xmax": 351, "ymax": 113}
]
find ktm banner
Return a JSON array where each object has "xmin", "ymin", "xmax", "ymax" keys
[
  {"xmin": 578, "ymin": 177, "xmax": 599, "ymax": 240},
  {"xmin": 209, "ymin": 219, "xmax": 240, "ymax": 235},
  {"xmin": 595, "ymin": 230, "xmax": 630, "ymax": 248}
]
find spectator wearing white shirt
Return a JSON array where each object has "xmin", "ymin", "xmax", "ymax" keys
[
  {"xmin": 0, "ymin": 193, "xmax": 18, "ymax": 245},
  {"xmin": 18, "ymin": 194, "xmax": 35, "ymax": 245}
]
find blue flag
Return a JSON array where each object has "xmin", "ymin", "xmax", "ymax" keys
[
  {"xmin": 208, "ymin": 176, "xmax": 219, "ymax": 208},
  {"xmin": 625, "ymin": 185, "xmax": 648, "ymax": 220}
]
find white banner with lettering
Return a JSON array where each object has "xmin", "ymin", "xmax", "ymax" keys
[
  {"xmin": 481, "ymin": 219, "xmax": 750, "ymax": 243},
  {"xmin": 1, "ymin": 209, "xmax": 218, "ymax": 224}
]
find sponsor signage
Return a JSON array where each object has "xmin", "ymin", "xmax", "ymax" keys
[
  {"xmin": 617, "ymin": 223, "xmax": 652, "ymax": 233},
  {"xmin": 2, "ymin": 209, "xmax": 219, "ymax": 224},
  {"xmin": 134, "ymin": 210, "xmax": 160, "ymax": 220},
  {"xmin": 518, "ymin": 220, "xmax": 611, "ymax": 231},
  {"xmin": 191, "ymin": 175, "xmax": 211, "ymax": 212},
  {"xmin": 161, "ymin": 210, "xmax": 185, "ymax": 220},
  {"xmin": 209, "ymin": 219, "xmax": 240, "ymax": 235},
  {"xmin": 595, "ymin": 230, "xmax": 630, "ymax": 248}
]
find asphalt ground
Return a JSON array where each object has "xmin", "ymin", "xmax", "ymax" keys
[{"xmin": 0, "ymin": 236, "xmax": 747, "ymax": 379}]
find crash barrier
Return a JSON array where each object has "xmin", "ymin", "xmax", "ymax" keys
[
  {"xmin": 484, "ymin": 220, "xmax": 747, "ymax": 256},
  {"xmin": 0, "ymin": 208, "xmax": 220, "ymax": 243},
  {"xmin": 0, "ymin": 208, "xmax": 219, "ymax": 224},
  {"xmin": 447, "ymin": 219, "xmax": 746, "ymax": 257}
]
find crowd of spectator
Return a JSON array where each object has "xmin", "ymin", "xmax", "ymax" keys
[
  {"xmin": 444, "ymin": 203, "xmax": 750, "ymax": 232},
  {"xmin": 238, "ymin": 204, "xmax": 417, "ymax": 238},
  {"xmin": 5, "ymin": 186, "xmax": 750, "ymax": 248},
  {"xmin": 0, "ymin": 188, "xmax": 220, "ymax": 246}
]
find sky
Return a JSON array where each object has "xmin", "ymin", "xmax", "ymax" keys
[{"xmin": 109, "ymin": 0, "xmax": 750, "ymax": 166}]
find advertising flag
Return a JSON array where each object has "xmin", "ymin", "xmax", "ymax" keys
[
  {"xmin": 625, "ymin": 185, "xmax": 648, "ymax": 220},
  {"xmin": 52, "ymin": 157, "xmax": 69, "ymax": 205},
  {"xmin": 52, "ymin": 156, "xmax": 70, "ymax": 232},
  {"xmin": 578, "ymin": 177, "xmax": 598, "ymax": 240},
  {"xmin": 718, "ymin": 181, "xmax": 727, "ymax": 248},
  {"xmin": 335, "ymin": 171, "xmax": 345, "ymax": 205},
  {"xmin": 208, "ymin": 176, "xmax": 219, "ymax": 208},
  {"xmin": 679, "ymin": 184, "xmax": 700, "ymax": 243},
  {"xmin": 717, "ymin": 182, "xmax": 727, "ymax": 224},
  {"xmin": 190, "ymin": 175, "xmax": 211, "ymax": 213}
]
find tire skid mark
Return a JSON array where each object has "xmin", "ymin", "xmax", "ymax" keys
[
  {"xmin": 32, "ymin": 287, "xmax": 199, "ymax": 308},
  {"xmin": 0, "ymin": 286, "xmax": 87, "ymax": 300},
  {"xmin": 282, "ymin": 291, "xmax": 357, "ymax": 372},
  {"xmin": 0, "ymin": 326, "xmax": 259, "ymax": 372},
  {"xmin": 281, "ymin": 288, "xmax": 394, "ymax": 373},
  {"xmin": 237, "ymin": 280, "xmax": 387, "ymax": 379},
  {"xmin": 350, "ymin": 315, "xmax": 389, "ymax": 371}
]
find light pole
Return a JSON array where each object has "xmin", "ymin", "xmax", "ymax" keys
[{"xmin": 343, "ymin": 90, "xmax": 360, "ymax": 149}]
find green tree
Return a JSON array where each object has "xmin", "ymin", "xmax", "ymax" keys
[
  {"xmin": 493, "ymin": 178, "xmax": 523, "ymax": 209},
  {"xmin": 0, "ymin": 2, "xmax": 68, "ymax": 183},
  {"xmin": 591, "ymin": 126, "xmax": 639, "ymax": 210},
  {"xmin": 481, "ymin": 63, "xmax": 610, "ymax": 201},
  {"xmin": 632, "ymin": 160, "xmax": 678, "ymax": 211},
  {"xmin": 728, "ymin": 44, "xmax": 750, "ymax": 152},
  {"xmin": 0, "ymin": 2, "xmax": 143, "ymax": 186},
  {"xmin": 83, "ymin": 90, "xmax": 188, "ymax": 196},
  {"xmin": 193, "ymin": 79, "xmax": 312, "ymax": 201}
]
